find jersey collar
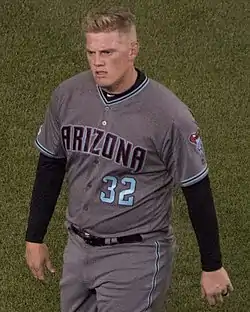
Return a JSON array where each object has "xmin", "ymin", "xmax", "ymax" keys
[{"xmin": 96, "ymin": 69, "xmax": 149, "ymax": 106}]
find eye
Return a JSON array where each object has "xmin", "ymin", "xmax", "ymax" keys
[
  {"xmin": 102, "ymin": 50, "xmax": 112, "ymax": 55},
  {"xmin": 87, "ymin": 50, "xmax": 95, "ymax": 55}
]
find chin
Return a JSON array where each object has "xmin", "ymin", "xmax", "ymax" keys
[{"xmin": 95, "ymin": 77, "xmax": 114, "ymax": 89}]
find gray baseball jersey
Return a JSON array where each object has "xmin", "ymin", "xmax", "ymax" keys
[{"xmin": 35, "ymin": 70, "xmax": 208, "ymax": 237}]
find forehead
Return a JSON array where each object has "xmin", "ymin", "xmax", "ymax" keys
[{"xmin": 85, "ymin": 31, "xmax": 129, "ymax": 50}]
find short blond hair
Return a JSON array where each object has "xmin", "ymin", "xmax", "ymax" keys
[{"xmin": 83, "ymin": 7, "xmax": 136, "ymax": 35}]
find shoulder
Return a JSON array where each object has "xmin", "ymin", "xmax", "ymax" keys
[
  {"xmin": 54, "ymin": 70, "xmax": 94, "ymax": 96},
  {"xmin": 48, "ymin": 70, "xmax": 95, "ymax": 112},
  {"xmin": 145, "ymin": 78, "xmax": 195, "ymax": 124}
]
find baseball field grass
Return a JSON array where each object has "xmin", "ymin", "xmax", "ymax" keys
[{"xmin": 1, "ymin": 0, "xmax": 249, "ymax": 311}]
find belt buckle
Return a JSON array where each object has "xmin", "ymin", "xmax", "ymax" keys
[
  {"xmin": 82, "ymin": 231, "xmax": 91, "ymax": 238},
  {"xmin": 82, "ymin": 231, "xmax": 100, "ymax": 246}
]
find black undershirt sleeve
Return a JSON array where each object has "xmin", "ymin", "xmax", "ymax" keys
[
  {"xmin": 25, "ymin": 153, "xmax": 66, "ymax": 243},
  {"xmin": 182, "ymin": 175, "xmax": 223, "ymax": 271}
]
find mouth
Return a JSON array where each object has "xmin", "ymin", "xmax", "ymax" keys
[{"xmin": 95, "ymin": 71, "xmax": 107, "ymax": 78}]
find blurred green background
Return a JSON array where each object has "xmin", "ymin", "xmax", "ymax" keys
[{"xmin": 0, "ymin": 0, "xmax": 249, "ymax": 311}]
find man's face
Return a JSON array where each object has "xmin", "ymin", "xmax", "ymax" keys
[{"xmin": 85, "ymin": 30, "xmax": 137, "ymax": 90}]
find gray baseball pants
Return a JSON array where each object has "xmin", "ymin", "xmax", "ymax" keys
[{"xmin": 60, "ymin": 229, "xmax": 176, "ymax": 312}]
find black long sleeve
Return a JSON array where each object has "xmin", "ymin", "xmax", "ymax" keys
[
  {"xmin": 25, "ymin": 153, "xmax": 67, "ymax": 243},
  {"xmin": 182, "ymin": 175, "xmax": 222, "ymax": 271}
]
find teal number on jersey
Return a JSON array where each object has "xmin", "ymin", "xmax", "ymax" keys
[
  {"xmin": 100, "ymin": 176, "xmax": 117, "ymax": 204},
  {"xmin": 100, "ymin": 176, "xmax": 136, "ymax": 206},
  {"xmin": 119, "ymin": 177, "xmax": 136, "ymax": 206}
]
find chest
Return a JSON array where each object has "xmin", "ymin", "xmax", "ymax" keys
[{"xmin": 59, "ymin": 93, "xmax": 167, "ymax": 172}]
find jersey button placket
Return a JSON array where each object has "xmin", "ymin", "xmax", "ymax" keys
[
  {"xmin": 101, "ymin": 105, "xmax": 111, "ymax": 128},
  {"xmin": 83, "ymin": 182, "xmax": 93, "ymax": 211},
  {"xmin": 82, "ymin": 106, "xmax": 109, "ymax": 213},
  {"xmin": 93, "ymin": 159, "xmax": 99, "ymax": 165}
]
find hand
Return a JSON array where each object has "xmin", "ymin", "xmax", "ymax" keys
[
  {"xmin": 25, "ymin": 242, "xmax": 56, "ymax": 281},
  {"xmin": 201, "ymin": 267, "xmax": 233, "ymax": 306}
]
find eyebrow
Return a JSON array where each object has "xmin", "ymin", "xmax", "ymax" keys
[{"xmin": 86, "ymin": 48, "xmax": 116, "ymax": 53}]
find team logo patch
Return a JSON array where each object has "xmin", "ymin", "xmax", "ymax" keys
[{"xmin": 189, "ymin": 130, "xmax": 204, "ymax": 155}]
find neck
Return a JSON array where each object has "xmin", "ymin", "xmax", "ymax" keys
[{"xmin": 103, "ymin": 67, "xmax": 138, "ymax": 94}]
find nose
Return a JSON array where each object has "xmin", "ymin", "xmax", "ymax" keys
[{"xmin": 93, "ymin": 53, "xmax": 104, "ymax": 67}]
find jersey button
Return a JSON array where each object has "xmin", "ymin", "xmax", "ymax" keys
[
  {"xmin": 105, "ymin": 106, "xmax": 110, "ymax": 111},
  {"xmin": 102, "ymin": 120, "xmax": 107, "ymax": 126},
  {"xmin": 93, "ymin": 159, "xmax": 99, "ymax": 165}
]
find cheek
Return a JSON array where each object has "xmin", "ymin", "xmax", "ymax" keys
[
  {"xmin": 86, "ymin": 56, "xmax": 93, "ymax": 66},
  {"xmin": 110, "ymin": 54, "xmax": 130, "ymax": 69}
]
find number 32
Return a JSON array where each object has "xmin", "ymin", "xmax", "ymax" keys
[{"xmin": 100, "ymin": 176, "xmax": 136, "ymax": 207}]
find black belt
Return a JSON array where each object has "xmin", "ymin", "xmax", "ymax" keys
[{"xmin": 70, "ymin": 225, "xmax": 143, "ymax": 246}]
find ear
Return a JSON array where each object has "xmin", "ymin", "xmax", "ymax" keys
[{"xmin": 129, "ymin": 41, "xmax": 139, "ymax": 60}]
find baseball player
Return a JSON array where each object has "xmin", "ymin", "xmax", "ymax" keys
[{"xmin": 25, "ymin": 8, "xmax": 233, "ymax": 312}]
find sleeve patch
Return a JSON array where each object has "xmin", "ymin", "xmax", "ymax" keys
[{"xmin": 189, "ymin": 130, "xmax": 206, "ymax": 163}]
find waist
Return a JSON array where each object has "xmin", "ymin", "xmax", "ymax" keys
[
  {"xmin": 69, "ymin": 224, "xmax": 143, "ymax": 246},
  {"xmin": 68, "ymin": 222, "xmax": 174, "ymax": 246}
]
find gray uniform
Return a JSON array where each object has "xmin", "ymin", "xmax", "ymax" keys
[{"xmin": 36, "ymin": 70, "xmax": 208, "ymax": 312}]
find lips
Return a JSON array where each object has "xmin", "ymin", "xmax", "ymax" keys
[{"xmin": 95, "ymin": 71, "xmax": 107, "ymax": 77}]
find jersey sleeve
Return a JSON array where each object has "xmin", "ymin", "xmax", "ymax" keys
[
  {"xmin": 164, "ymin": 106, "xmax": 208, "ymax": 188},
  {"xmin": 35, "ymin": 89, "xmax": 66, "ymax": 159}
]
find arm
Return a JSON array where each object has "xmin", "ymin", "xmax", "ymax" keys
[
  {"xmin": 172, "ymin": 106, "xmax": 233, "ymax": 304},
  {"xmin": 162, "ymin": 101, "xmax": 233, "ymax": 304},
  {"xmin": 25, "ymin": 87, "xmax": 67, "ymax": 280},
  {"xmin": 26, "ymin": 86, "xmax": 66, "ymax": 243},
  {"xmin": 25, "ymin": 153, "xmax": 66, "ymax": 281},
  {"xmin": 181, "ymin": 175, "xmax": 222, "ymax": 271},
  {"xmin": 25, "ymin": 153, "xmax": 66, "ymax": 243}
]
